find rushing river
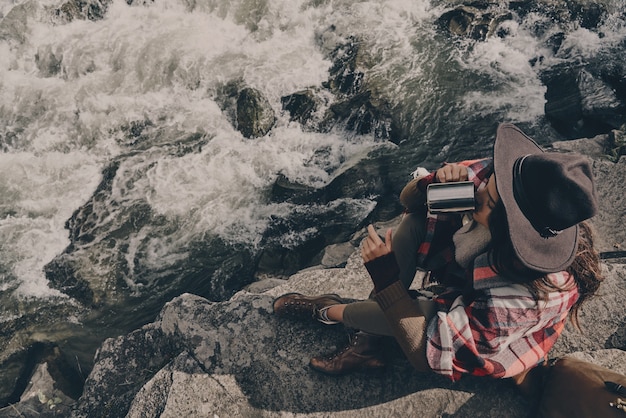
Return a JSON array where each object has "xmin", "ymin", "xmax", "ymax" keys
[{"xmin": 1, "ymin": 0, "xmax": 625, "ymax": 401}]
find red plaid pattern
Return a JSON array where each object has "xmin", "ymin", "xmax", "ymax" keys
[
  {"xmin": 412, "ymin": 158, "xmax": 579, "ymax": 380},
  {"xmin": 426, "ymin": 256, "xmax": 578, "ymax": 380}
]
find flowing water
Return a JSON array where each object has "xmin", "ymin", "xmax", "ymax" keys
[{"xmin": 1, "ymin": 0, "xmax": 625, "ymax": 397}]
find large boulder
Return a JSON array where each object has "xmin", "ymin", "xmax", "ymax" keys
[
  {"xmin": 281, "ymin": 89, "xmax": 323, "ymax": 127},
  {"xmin": 436, "ymin": 5, "xmax": 513, "ymax": 41},
  {"xmin": 68, "ymin": 247, "xmax": 626, "ymax": 417},
  {"xmin": 236, "ymin": 87, "xmax": 277, "ymax": 139},
  {"xmin": 542, "ymin": 65, "xmax": 625, "ymax": 138},
  {"xmin": 216, "ymin": 81, "xmax": 277, "ymax": 139}
]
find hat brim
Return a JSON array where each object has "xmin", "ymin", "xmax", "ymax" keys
[{"xmin": 494, "ymin": 123, "xmax": 578, "ymax": 273}]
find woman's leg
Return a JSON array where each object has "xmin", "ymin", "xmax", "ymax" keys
[
  {"xmin": 338, "ymin": 298, "xmax": 434, "ymax": 335},
  {"xmin": 319, "ymin": 212, "xmax": 431, "ymax": 333},
  {"xmin": 392, "ymin": 212, "xmax": 427, "ymax": 289},
  {"xmin": 311, "ymin": 298, "xmax": 433, "ymax": 374}
]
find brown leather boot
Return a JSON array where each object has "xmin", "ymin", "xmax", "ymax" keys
[
  {"xmin": 273, "ymin": 293, "xmax": 345, "ymax": 324},
  {"xmin": 309, "ymin": 332, "xmax": 386, "ymax": 375}
]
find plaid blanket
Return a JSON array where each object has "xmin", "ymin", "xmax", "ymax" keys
[{"xmin": 427, "ymin": 254, "xmax": 578, "ymax": 380}]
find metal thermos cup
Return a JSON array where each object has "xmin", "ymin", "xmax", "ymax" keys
[{"xmin": 426, "ymin": 181, "xmax": 475, "ymax": 213}]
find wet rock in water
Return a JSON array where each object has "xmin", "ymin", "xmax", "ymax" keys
[
  {"xmin": 321, "ymin": 92, "xmax": 399, "ymax": 141},
  {"xmin": 607, "ymin": 125, "xmax": 626, "ymax": 162},
  {"xmin": 324, "ymin": 157, "xmax": 386, "ymax": 201},
  {"xmin": 542, "ymin": 64, "xmax": 625, "ymax": 138},
  {"xmin": 215, "ymin": 81, "xmax": 276, "ymax": 139},
  {"xmin": 325, "ymin": 36, "xmax": 364, "ymax": 96},
  {"xmin": 578, "ymin": 70, "xmax": 625, "ymax": 128},
  {"xmin": 436, "ymin": 5, "xmax": 513, "ymax": 41},
  {"xmin": 269, "ymin": 173, "xmax": 322, "ymax": 204},
  {"xmin": 0, "ymin": 1, "xmax": 39, "ymax": 44},
  {"xmin": 269, "ymin": 146, "xmax": 391, "ymax": 204},
  {"xmin": 315, "ymin": 35, "xmax": 400, "ymax": 142},
  {"xmin": 35, "ymin": 46, "xmax": 63, "ymax": 77},
  {"xmin": 44, "ymin": 256, "xmax": 96, "ymax": 306},
  {"xmin": 236, "ymin": 87, "xmax": 276, "ymax": 139},
  {"xmin": 323, "ymin": 91, "xmax": 397, "ymax": 141},
  {"xmin": 262, "ymin": 156, "xmax": 394, "ymax": 275},
  {"xmin": 281, "ymin": 89, "xmax": 322, "ymax": 126},
  {"xmin": 0, "ymin": 342, "xmax": 81, "ymax": 410},
  {"xmin": 53, "ymin": 0, "xmax": 111, "ymax": 22}
]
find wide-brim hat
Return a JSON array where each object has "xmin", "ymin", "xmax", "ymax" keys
[{"xmin": 493, "ymin": 123, "xmax": 598, "ymax": 273}]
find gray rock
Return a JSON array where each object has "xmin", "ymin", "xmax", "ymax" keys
[
  {"xmin": 0, "ymin": 1, "xmax": 39, "ymax": 44},
  {"xmin": 436, "ymin": 5, "xmax": 513, "ymax": 41},
  {"xmin": 53, "ymin": 0, "xmax": 111, "ymax": 23},
  {"xmin": 69, "ymin": 262, "xmax": 626, "ymax": 418},
  {"xmin": 281, "ymin": 89, "xmax": 322, "ymax": 125},
  {"xmin": 214, "ymin": 81, "xmax": 276, "ymax": 139},
  {"xmin": 236, "ymin": 87, "xmax": 276, "ymax": 139},
  {"xmin": 0, "ymin": 362, "xmax": 75, "ymax": 417}
]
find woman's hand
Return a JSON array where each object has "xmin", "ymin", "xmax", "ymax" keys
[
  {"xmin": 361, "ymin": 224, "xmax": 393, "ymax": 263},
  {"xmin": 436, "ymin": 163, "xmax": 468, "ymax": 183}
]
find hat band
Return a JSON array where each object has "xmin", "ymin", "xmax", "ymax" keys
[{"xmin": 512, "ymin": 155, "xmax": 562, "ymax": 239}]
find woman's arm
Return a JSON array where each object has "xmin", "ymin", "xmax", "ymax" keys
[{"xmin": 361, "ymin": 225, "xmax": 430, "ymax": 372}]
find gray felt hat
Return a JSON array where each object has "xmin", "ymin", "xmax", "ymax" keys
[{"xmin": 493, "ymin": 123, "xmax": 598, "ymax": 273}]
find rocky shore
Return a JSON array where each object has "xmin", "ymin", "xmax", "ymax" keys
[{"xmin": 2, "ymin": 133, "xmax": 625, "ymax": 418}]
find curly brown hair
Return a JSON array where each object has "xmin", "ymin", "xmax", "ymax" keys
[{"xmin": 487, "ymin": 201, "xmax": 603, "ymax": 329}]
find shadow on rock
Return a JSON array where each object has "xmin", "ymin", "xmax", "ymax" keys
[{"xmin": 70, "ymin": 293, "xmax": 533, "ymax": 417}]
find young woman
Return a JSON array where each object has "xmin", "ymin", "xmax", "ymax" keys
[{"xmin": 273, "ymin": 123, "xmax": 603, "ymax": 381}]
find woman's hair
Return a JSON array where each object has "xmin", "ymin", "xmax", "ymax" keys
[{"xmin": 487, "ymin": 200, "xmax": 603, "ymax": 329}]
